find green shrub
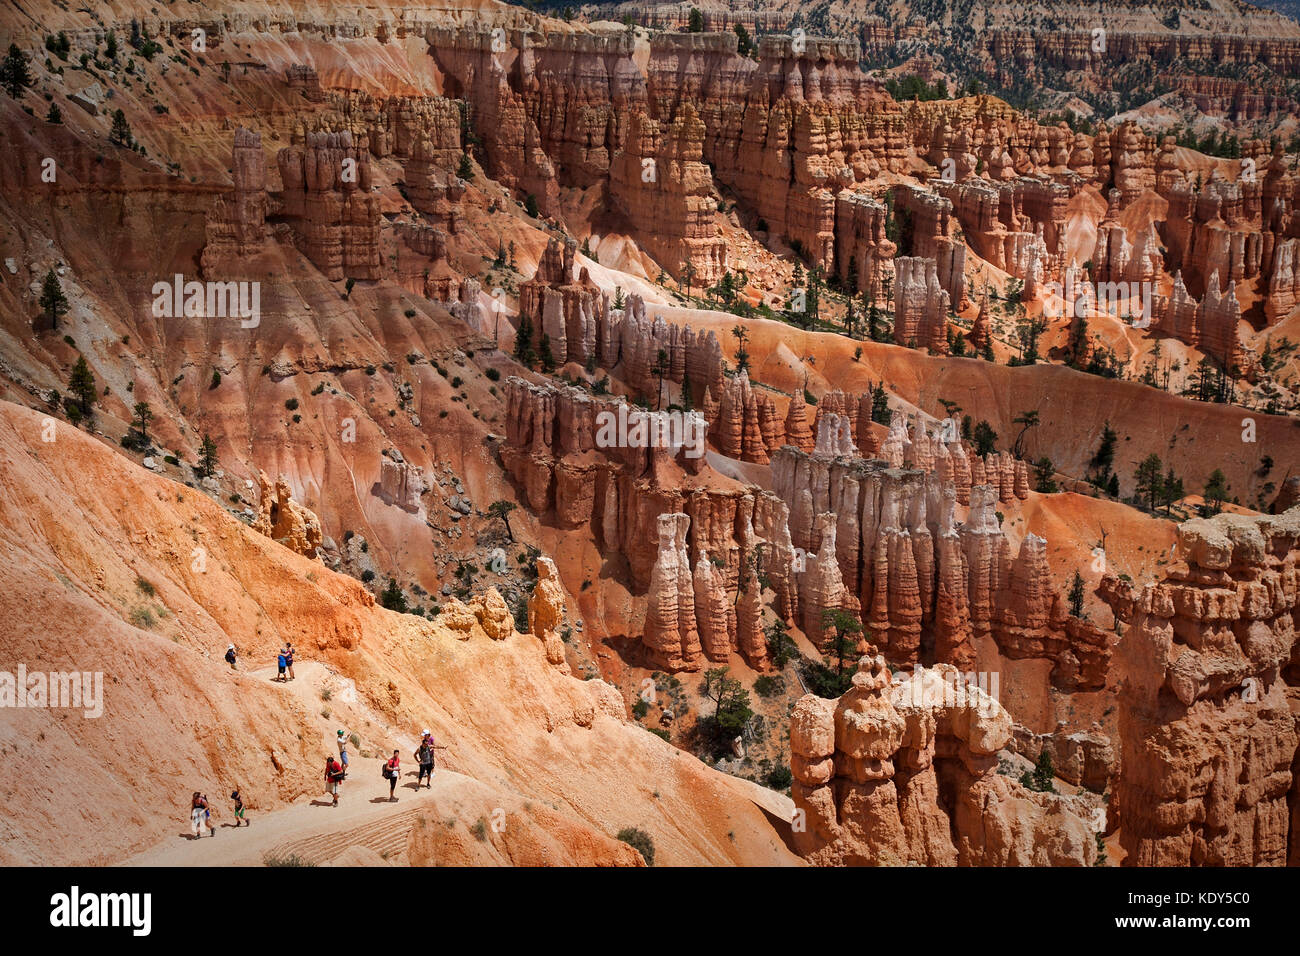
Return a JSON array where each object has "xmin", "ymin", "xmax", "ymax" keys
[{"xmin": 616, "ymin": 827, "xmax": 655, "ymax": 866}]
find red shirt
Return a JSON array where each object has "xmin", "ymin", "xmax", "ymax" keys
[
  {"xmin": 386, "ymin": 756, "xmax": 400, "ymax": 771},
  {"xmin": 325, "ymin": 759, "xmax": 342, "ymax": 780}
]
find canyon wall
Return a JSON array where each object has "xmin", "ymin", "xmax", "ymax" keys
[{"xmin": 1101, "ymin": 508, "xmax": 1300, "ymax": 866}]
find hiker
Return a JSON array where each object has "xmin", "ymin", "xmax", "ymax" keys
[
  {"xmin": 324, "ymin": 755, "xmax": 345, "ymax": 807},
  {"xmin": 415, "ymin": 735, "xmax": 434, "ymax": 789},
  {"xmin": 230, "ymin": 788, "xmax": 247, "ymax": 827},
  {"xmin": 224, "ymin": 644, "xmax": 237, "ymax": 670},
  {"xmin": 384, "ymin": 749, "xmax": 401, "ymax": 801},
  {"xmin": 336, "ymin": 729, "xmax": 350, "ymax": 771},
  {"xmin": 190, "ymin": 792, "xmax": 214, "ymax": 839},
  {"xmin": 285, "ymin": 641, "xmax": 296, "ymax": 681},
  {"xmin": 275, "ymin": 648, "xmax": 288, "ymax": 682}
]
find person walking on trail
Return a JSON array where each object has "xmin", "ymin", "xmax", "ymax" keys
[
  {"xmin": 415, "ymin": 736, "xmax": 434, "ymax": 789},
  {"xmin": 324, "ymin": 756, "xmax": 345, "ymax": 807},
  {"xmin": 336, "ymin": 729, "xmax": 350, "ymax": 772},
  {"xmin": 230, "ymin": 788, "xmax": 247, "ymax": 827},
  {"xmin": 224, "ymin": 644, "xmax": 237, "ymax": 670},
  {"xmin": 275, "ymin": 648, "xmax": 288, "ymax": 682},
  {"xmin": 190, "ymin": 792, "xmax": 215, "ymax": 839},
  {"xmin": 383, "ymin": 749, "xmax": 401, "ymax": 801},
  {"xmin": 285, "ymin": 642, "xmax": 296, "ymax": 681}
]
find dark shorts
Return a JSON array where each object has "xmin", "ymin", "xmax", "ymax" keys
[
  {"xmin": 278, "ymin": 665, "xmax": 286, "ymax": 675},
  {"xmin": 418, "ymin": 762, "xmax": 433, "ymax": 777}
]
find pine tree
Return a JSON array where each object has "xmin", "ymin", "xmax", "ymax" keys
[
  {"xmin": 1134, "ymin": 453, "xmax": 1164, "ymax": 511},
  {"xmin": 131, "ymin": 401, "xmax": 154, "ymax": 441},
  {"xmin": 379, "ymin": 577, "xmax": 409, "ymax": 613},
  {"xmin": 1090, "ymin": 421, "xmax": 1117, "ymax": 487},
  {"xmin": 870, "ymin": 382, "xmax": 890, "ymax": 425},
  {"xmin": 972, "ymin": 420, "xmax": 998, "ymax": 456},
  {"xmin": 39, "ymin": 269, "xmax": 69, "ymax": 330},
  {"xmin": 1033, "ymin": 457, "xmax": 1057, "ymax": 493},
  {"xmin": 109, "ymin": 108, "xmax": 132, "ymax": 147},
  {"xmin": 197, "ymin": 433, "xmax": 219, "ymax": 478},
  {"xmin": 1162, "ymin": 467, "xmax": 1183, "ymax": 515},
  {"xmin": 0, "ymin": 44, "xmax": 32, "ymax": 99},
  {"xmin": 513, "ymin": 314, "xmax": 535, "ymax": 366},
  {"xmin": 456, "ymin": 152, "xmax": 473, "ymax": 180},
  {"xmin": 652, "ymin": 348, "xmax": 668, "ymax": 410},
  {"xmin": 68, "ymin": 356, "xmax": 96, "ymax": 420},
  {"xmin": 46, "ymin": 102, "xmax": 62, "ymax": 124},
  {"xmin": 1067, "ymin": 570, "xmax": 1086, "ymax": 619},
  {"xmin": 1204, "ymin": 469, "xmax": 1229, "ymax": 515}
]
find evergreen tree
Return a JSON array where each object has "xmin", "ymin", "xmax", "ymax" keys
[
  {"xmin": 652, "ymin": 348, "xmax": 668, "ymax": 410},
  {"xmin": 109, "ymin": 108, "xmax": 132, "ymax": 147},
  {"xmin": 821, "ymin": 608, "xmax": 863, "ymax": 683},
  {"xmin": 379, "ymin": 577, "xmax": 409, "ymax": 613},
  {"xmin": 0, "ymin": 44, "xmax": 32, "ymax": 99},
  {"xmin": 687, "ymin": 7, "xmax": 704, "ymax": 32},
  {"xmin": 197, "ymin": 433, "xmax": 219, "ymax": 478},
  {"xmin": 1162, "ymin": 467, "xmax": 1183, "ymax": 515},
  {"xmin": 39, "ymin": 269, "xmax": 69, "ymax": 330},
  {"xmin": 456, "ymin": 152, "xmax": 473, "ymax": 180},
  {"xmin": 131, "ymin": 401, "xmax": 154, "ymax": 441},
  {"xmin": 733, "ymin": 22, "xmax": 754, "ymax": 56},
  {"xmin": 46, "ymin": 102, "xmax": 61, "ymax": 124},
  {"xmin": 513, "ymin": 314, "xmax": 535, "ymax": 366},
  {"xmin": 1033, "ymin": 457, "xmax": 1057, "ymax": 493},
  {"xmin": 1090, "ymin": 421, "xmax": 1118, "ymax": 487},
  {"xmin": 1067, "ymin": 570, "xmax": 1086, "ymax": 619},
  {"xmin": 972, "ymin": 420, "xmax": 998, "ymax": 456},
  {"xmin": 1203, "ymin": 469, "xmax": 1229, "ymax": 515},
  {"xmin": 67, "ymin": 356, "xmax": 96, "ymax": 420},
  {"xmin": 1134, "ymin": 453, "xmax": 1164, "ymax": 511},
  {"xmin": 870, "ymin": 382, "xmax": 890, "ymax": 425}
]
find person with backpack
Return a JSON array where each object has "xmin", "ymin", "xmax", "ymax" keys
[
  {"xmin": 415, "ymin": 736, "xmax": 434, "ymax": 789},
  {"xmin": 383, "ymin": 749, "xmax": 400, "ymax": 801},
  {"xmin": 336, "ymin": 729, "xmax": 349, "ymax": 771},
  {"xmin": 285, "ymin": 642, "xmax": 296, "ymax": 681},
  {"xmin": 230, "ymin": 788, "xmax": 247, "ymax": 827},
  {"xmin": 190, "ymin": 792, "xmax": 214, "ymax": 839},
  {"xmin": 224, "ymin": 644, "xmax": 237, "ymax": 670},
  {"xmin": 275, "ymin": 648, "xmax": 288, "ymax": 682},
  {"xmin": 324, "ymin": 756, "xmax": 345, "ymax": 807}
]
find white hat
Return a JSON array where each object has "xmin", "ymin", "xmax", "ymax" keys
[
  {"xmin": 227, "ymin": 644, "xmax": 234, "ymax": 650},
  {"xmin": 421, "ymin": 729, "xmax": 430, "ymax": 736}
]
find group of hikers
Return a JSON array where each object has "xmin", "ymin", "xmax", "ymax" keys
[
  {"xmin": 195, "ymin": 637, "xmax": 446, "ymax": 837},
  {"xmin": 188, "ymin": 789, "xmax": 248, "ymax": 839},
  {"xmin": 188, "ymin": 729, "xmax": 444, "ymax": 837},
  {"xmin": 220, "ymin": 641, "xmax": 296, "ymax": 681},
  {"xmin": 323, "ymin": 729, "xmax": 444, "ymax": 806}
]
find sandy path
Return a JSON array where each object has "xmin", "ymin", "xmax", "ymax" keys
[
  {"xmin": 128, "ymin": 660, "xmax": 441, "ymax": 867},
  {"xmin": 126, "ymin": 761, "xmax": 456, "ymax": 867}
]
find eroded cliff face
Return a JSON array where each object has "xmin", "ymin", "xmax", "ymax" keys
[
  {"xmin": 1102, "ymin": 508, "xmax": 1300, "ymax": 866},
  {"xmin": 790, "ymin": 655, "xmax": 1099, "ymax": 866}
]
